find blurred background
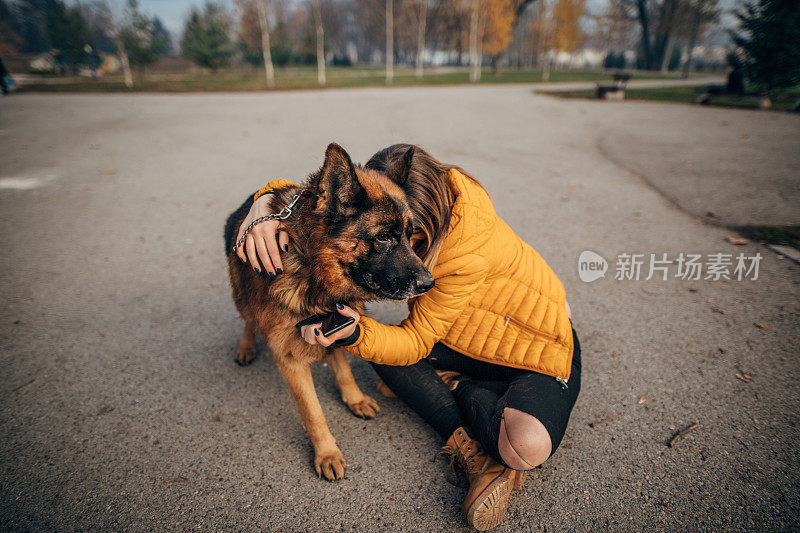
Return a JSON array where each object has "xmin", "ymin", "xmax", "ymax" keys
[{"xmin": 0, "ymin": 0, "xmax": 797, "ymax": 109}]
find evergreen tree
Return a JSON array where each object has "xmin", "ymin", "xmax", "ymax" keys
[
  {"xmin": 0, "ymin": 0, "xmax": 23, "ymax": 55},
  {"xmin": 731, "ymin": 0, "xmax": 800, "ymax": 94},
  {"xmin": 12, "ymin": 0, "xmax": 57, "ymax": 53},
  {"xmin": 45, "ymin": 0, "xmax": 93, "ymax": 70},
  {"xmin": 120, "ymin": 0, "xmax": 168, "ymax": 72},
  {"xmin": 151, "ymin": 17, "xmax": 173, "ymax": 56},
  {"xmin": 181, "ymin": 2, "xmax": 234, "ymax": 71}
]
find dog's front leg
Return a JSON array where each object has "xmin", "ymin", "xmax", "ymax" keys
[
  {"xmin": 275, "ymin": 358, "xmax": 346, "ymax": 481},
  {"xmin": 327, "ymin": 349, "xmax": 380, "ymax": 419}
]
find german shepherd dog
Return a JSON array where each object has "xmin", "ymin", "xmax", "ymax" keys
[{"xmin": 224, "ymin": 143, "xmax": 434, "ymax": 480}]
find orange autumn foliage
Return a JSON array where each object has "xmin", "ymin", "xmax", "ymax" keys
[
  {"xmin": 479, "ymin": 0, "xmax": 517, "ymax": 55},
  {"xmin": 551, "ymin": 0, "xmax": 585, "ymax": 53}
]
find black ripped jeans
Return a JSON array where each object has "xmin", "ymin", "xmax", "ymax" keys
[{"xmin": 371, "ymin": 328, "xmax": 581, "ymax": 467}]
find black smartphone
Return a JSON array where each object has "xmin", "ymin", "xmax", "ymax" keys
[{"xmin": 295, "ymin": 312, "xmax": 355, "ymax": 338}]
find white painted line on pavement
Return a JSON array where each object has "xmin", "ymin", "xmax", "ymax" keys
[{"xmin": 0, "ymin": 175, "xmax": 56, "ymax": 190}]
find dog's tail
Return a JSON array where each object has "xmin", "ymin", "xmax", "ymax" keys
[{"xmin": 224, "ymin": 195, "xmax": 256, "ymax": 256}]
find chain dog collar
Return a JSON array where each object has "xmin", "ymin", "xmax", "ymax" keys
[{"xmin": 231, "ymin": 193, "xmax": 303, "ymax": 255}]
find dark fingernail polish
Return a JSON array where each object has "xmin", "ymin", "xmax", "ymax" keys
[
  {"xmin": 254, "ymin": 267, "xmax": 260, "ymax": 274},
  {"xmin": 276, "ymin": 268, "xmax": 283, "ymax": 275},
  {"xmin": 283, "ymin": 244, "xmax": 288, "ymax": 252},
  {"xmin": 336, "ymin": 303, "xmax": 343, "ymax": 310},
  {"xmin": 314, "ymin": 329, "xmax": 320, "ymax": 336},
  {"xmin": 240, "ymin": 256, "xmax": 246, "ymax": 263},
  {"xmin": 268, "ymin": 271, "xmax": 276, "ymax": 279}
]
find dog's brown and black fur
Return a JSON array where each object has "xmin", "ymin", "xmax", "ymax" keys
[{"xmin": 224, "ymin": 143, "xmax": 433, "ymax": 480}]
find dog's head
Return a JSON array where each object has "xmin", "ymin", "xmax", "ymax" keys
[{"xmin": 305, "ymin": 143, "xmax": 434, "ymax": 301}]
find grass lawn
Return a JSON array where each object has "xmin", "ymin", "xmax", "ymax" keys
[
  {"xmin": 17, "ymin": 65, "xmax": 686, "ymax": 93},
  {"xmin": 735, "ymin": 225, "xmax": 800, "ymax": 250},
  {"xmin": 550, "ymin": 84, "xmax": 800, "ymax": 112}
]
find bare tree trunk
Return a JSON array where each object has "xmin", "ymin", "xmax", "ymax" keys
[
  {"xmin": 540, "ymin": 0, "xmax": 551, "ymax": 81},
  {"xmin": 105, "ymin": 6, "xmax": 134, "ymax": 88},
  {"xmin": 659, "ymin": 34, "xmax": 674, "ymax": 72},
  {"xmin": 114, "ymin": 35, "xmax": 134, "ymax": 88},
  {"xmin": 682, "ymin": 6, "xmax": 701, "ymax": 78},
  {"xmin": 386, "ymin": 0, "xmax": 394, "ymax": 85},
  {"xmin": 312, "ymin": 0, "xmax": 325, "ymax": 86},
  {"xmin": 636, "ymin": 0, "xmax": 654, "ymax": 70},
  {"xmin": 256, "ymin": 0, "xmax": 275, "ymax": 88},
  {"xmin": 415, "ymin": 0, "xmax": 426, "ymax": 80},
  {"xmin": 469, "ymin": 0, "xmax": 481, "ymax": 83}
]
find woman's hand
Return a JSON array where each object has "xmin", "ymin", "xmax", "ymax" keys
[
  {"xmin": 236, "ymin": 194, "xmax": 290, "ymax": 277},
  {"xmin": 300, "ymin": 305, "xmax": 361, "ymax": 347}
]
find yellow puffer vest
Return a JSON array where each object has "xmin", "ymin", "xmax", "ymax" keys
[{"xmin": 258, "ymin": 170, "xmax": 574, "ymax": 381}]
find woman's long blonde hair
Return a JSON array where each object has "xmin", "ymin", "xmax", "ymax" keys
[{"xmin": 365, "ymin": 144, "xmax": 482, "ymax": 270}]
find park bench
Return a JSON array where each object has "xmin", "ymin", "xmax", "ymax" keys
[{"xmin": 596, "ymin": 73, "xmax": 631, "ymax": 101}]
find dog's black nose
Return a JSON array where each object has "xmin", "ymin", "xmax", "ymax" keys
[{"xmin": 415, "ymin": 271, "xmax": 435, "ymax": 294}]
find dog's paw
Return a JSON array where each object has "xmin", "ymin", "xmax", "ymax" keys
[
  {"xmin": 314, "ymin": 448, "xmax": 346, "ymax": 481},
  {"xmin": 346, "ymin": 395, "xmax": 380, "ymax": 419},
  {"xmin": 234, "ymin": 346, "xmax": 256, "ymax": 366}
]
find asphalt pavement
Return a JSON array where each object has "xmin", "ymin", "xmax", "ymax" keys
[{"xmin": 1, "ymin": 86, "xmax": 799, "ymax": 531}]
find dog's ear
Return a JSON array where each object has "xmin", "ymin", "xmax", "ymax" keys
[
  {"xmin": 314, "ymin": 143, "xmax": 366, "ymax": 218},
  {"xmin": 390, "ymin": 146, "xmax": 415, "ymax": 187}
]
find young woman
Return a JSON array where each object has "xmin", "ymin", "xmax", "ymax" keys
[{"xmin": 235, "ymin": 145, "xmax": 581, "ymax": 531}]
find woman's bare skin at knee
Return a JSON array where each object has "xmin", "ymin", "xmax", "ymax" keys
[{"xmin": 498, "ymin": 407, "xmax": 552, "ymax": 470}]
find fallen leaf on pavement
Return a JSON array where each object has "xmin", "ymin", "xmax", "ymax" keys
[
  {"xmin": 711, "ymin": 306, "xmax": 726, "ymax": 315},
  {"xmin": 612, "ymin": 352, "xmax": 622, "ymax": 358},
  {"xmin": 736, "ymin": 373, "xmax": 752, "ymax": 383},
  {"xmin": 638, "ymin": 397, "xmax": 646, "ymax": 404},
  {"xmin": 726, "ymin": 236, "xmax": 750, "ymax": 245},
  {"xmin": 589, "ymin": 415, "xmax": 617, "ymax": 428},
  {"xmin": 101, "ymin": 168, "xmax": 116, "ymax": 175},
  {"xmin": 668, "ymin": 423, "xmax": 699, "ymax": 447},
  {"xmin": 754, "ymin": 322, "xmax": 769, "ymax": 330}
]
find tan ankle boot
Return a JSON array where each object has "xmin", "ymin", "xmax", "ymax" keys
[
  {"xmin": 375, "ymin": 379, "xmax": 397, "ymax": 398},
  {"xmin": 435, "ymin": 369, "xmax": 461, "ymax": 391},
  {"xmin": 512, "ymin": 469, "xmax": 527, "ymax": 490},
  {"xmin": 440, "ymin": 427, "xmax": 515, "ymax": 531},
  {"xmin": 377, "ymin": 370, "xmax": 461, "ymax": 397}
]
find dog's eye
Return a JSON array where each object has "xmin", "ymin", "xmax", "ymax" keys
[{"xmin": 376, "ymin": 231, "xmax": 392, "ymax": 243}]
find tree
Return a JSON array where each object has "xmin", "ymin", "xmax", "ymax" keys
[
  {"xmin": 119, "ymin": 0, "xmax": 168, "ymax": 76},
  {"xmin": 386, "ymin": 0, "xmax": 393, "ymax": 84},
  {"xmin": 469, "ymin": 0, "xmax": 480, "ymax": 81},
  {"xmin": 77, "ymin": 0, "xmax": 118, "ymax": 54},
  {"xmin": 481, "ymin": 0, "xmax": 516, "ymax": 66},
  {"xmin": 681, "ymin": 0, "xmax": 718, "ymax": 77},
  {"xmin": 236, "ymin": 0, "xmax": 276, "ymax": 86},
  {"xmin": 151, "ymin": 17, "xmax": 173, "ymax": 56},
  {"xmin": 238, "ymin": 0, "xmax": 261, "ymax": 65},
  {"xmin": 609, "ymin": 0, "xmax": 718, "ymax": 71},
  {"xmin": 467, "ymin": 0, "xmax": 517, "ymax": 82},
  {"xmin": 12, "ymin": 0, "xmax": 58, "ymax": 53},
  {"xmin": 551, "ymin": 0, "xmax": 585, "ymax": 55},
  {"xmin": 415, "ymin": 0, "xmax": 427, "ymax": 79},
  {"xmin": 256, "ymin": 0, "xmax": 275, "ymax": 87},
  {"xmin": 45, "ymin": 0, "xmax": 93, "ymax": 71},
  {"xmin": 181, "ymin": 2, "xmax": 234, "ymax": 71},
  {"xmin": 0, "ymin": 0, "xmax": 23, "ymax": 55},
  {"xmin": 312, "ymin": 0, "xmax": 326, "ymax": 85},
  {"xmin": 529, "ymin": 0, "xmax": 556, "ymax": 79},
  {"xmin": 731, "ymin": 0, "xmax": 800, "ymax": 95}
]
